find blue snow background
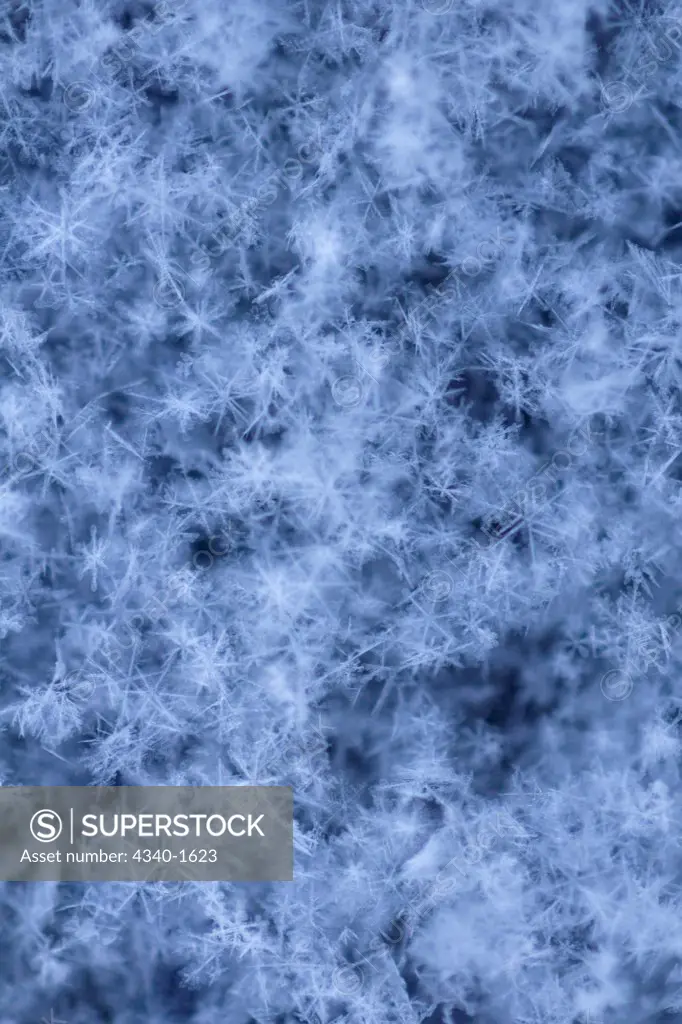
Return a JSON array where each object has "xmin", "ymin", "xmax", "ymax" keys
[{"xmin": 2, "ymin": 0, "xmax": 682, "ymax": 1020}]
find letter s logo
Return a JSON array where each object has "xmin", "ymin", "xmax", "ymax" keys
[{"xmin": 30, "ymin": 809, "xmax": 63, "ymax": 843}]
